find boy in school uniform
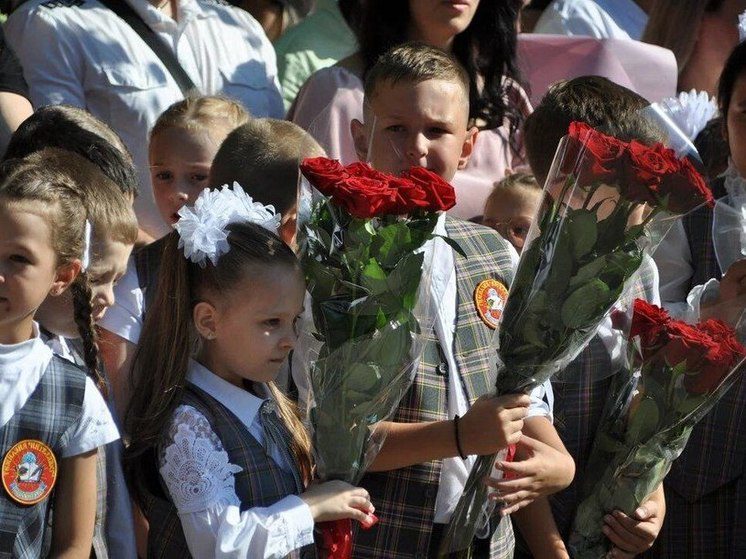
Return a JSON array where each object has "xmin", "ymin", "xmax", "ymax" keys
[
  {"xmin": 519, "ymin": 76, "xmax": 667, "ymax": 558},
  {"xmin": 348, "ymin": 42, "xmax": 575, "ymax": 559}
]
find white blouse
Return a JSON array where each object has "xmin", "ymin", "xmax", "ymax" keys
[
  {"xmin": 158, "ymin": 360, "xmax": 314, "ymax": 558},
  {"xmin": 1, "ymin": 323, "xmax": 119, "ymax": 457}
]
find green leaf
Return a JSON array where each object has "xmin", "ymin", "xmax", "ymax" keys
[
  {"xmin": 626, "ymin": 398, "xmax": 660, "ymax": 444},
  {"xmin": 569, "ymin": 255, "xmax": 607, "ymax": 289},
  {"xmin": 561, "ymin": 278, "xmax": 610, "ymax": 328},
  {"xmin": 434, "ymin": 235, "xmax": 468, "ymax": 258},
  {"xmin": 544, "ymin": 230, "xmax": 574, "ymax": 295},
  {"xmin": 522, "ymin": 317, "xmax": 547, "ymax": 348},
  {"xmin": 568, "ymin": 209, "xmax": 598, "ymax": 259}
]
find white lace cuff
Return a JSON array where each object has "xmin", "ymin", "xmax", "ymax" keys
[{"xmin": 159, "ymin": 405, "xmax": 243, "ymax": 514}]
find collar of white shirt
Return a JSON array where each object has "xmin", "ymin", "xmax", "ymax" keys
[
  {"xmin": 0, "ymin": 322, "xmax": 54, "ymax": 430},
  {"xmin": 186, "ymin": 358, "xmax": 269, "ymax": 430},
  {"xmin": 126, "ymin": 0, "xmax": 214, "ymax": 28}
]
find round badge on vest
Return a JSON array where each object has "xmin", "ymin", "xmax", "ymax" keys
[
  {"xmin": 474, "ymin": 279, "xmax": 508, "ymax": 329},
  {"xmin": 2, "ymin": 440, "xmax": 58, "ymax": 505}
]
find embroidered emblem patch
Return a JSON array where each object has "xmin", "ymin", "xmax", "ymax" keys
[
  {"xmin": 474, "ymin": 279, "xmax": 508, "ymax": 329},
  {"xmin": 2, "ymin": 440, "xmax": 57, "ymax": 505}
]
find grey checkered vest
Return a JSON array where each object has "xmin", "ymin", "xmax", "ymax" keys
[
  {"xmin": 0, "ymin": 355, "xmax": 87, "ymax": 559},
  {"xmin": 546, "ymin": 255, "xmax": 659, "ymax": 541},
  {"xmin": 353, "ymin": 218, "xmax": 516, "ymax": 559},
  {"xmin": 144, "ymin": 383, "xmax": 315, "ymax": 559}
]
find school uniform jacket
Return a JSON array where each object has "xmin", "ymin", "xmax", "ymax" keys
[
  {"xmin": 0, "ymin": 356, "xmax": 87, "ymax": 559},
  {"xmin": 352, "ymin": 218, "xmax": 516, "ymax": 559},
  {"xmin": 143, "ymin": 384, "xmax": 315, "ymax": 559}
]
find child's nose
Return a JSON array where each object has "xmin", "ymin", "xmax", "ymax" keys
[
  {"xmin": 100, "ymin": 284, "xmax": 116, "ymax": 308},
  {"xmin": 406, "ymin": 133, "xmax": 428, "ymax": 161}
]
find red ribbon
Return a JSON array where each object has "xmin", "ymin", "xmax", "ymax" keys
[{"xmin": 317, "ymin": 514, "xmax": 378, "ymax": 559}]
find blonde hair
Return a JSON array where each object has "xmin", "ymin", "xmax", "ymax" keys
[
  {"xmin": 487, "ymin": 171, "xmax": 540, "ymax": 204},
  {"xmin": 210, "ymin": 118, "xmax": 325, "ymax": 215},
  {"xmin": 150, "ymin": 96, "xmax": 251, "ymax": 142}
]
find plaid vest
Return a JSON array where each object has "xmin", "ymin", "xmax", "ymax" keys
[
  {"xmin": 353, "ymin": 218, "xmax": 516, "ymax": 559},
  {"xmin": 0, "ymin": 356, "xmax": 87, "ymax": 559},
  {"xmin": 134, "ymin": 235, "xmax": 167, "ymax": 313},
  {"xmin": 646, "ymin": 176, "xmax": 746, "ymax": 557},
  {"xmin": 546, "ymin": 256, "xmax": 659, "ymax": 541},
  {"xmin": 145, "ymin": 384, "xmax": 315, "ymax": 559}
]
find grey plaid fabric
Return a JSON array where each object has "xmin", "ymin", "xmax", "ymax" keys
[
  {"xmin": 145, "ymin": 383, "xmax": 314, "ymax": 559},
  {"xmin": 544, "ymin": 256, "xmax": 659, "ymax": 542},
  {"xmin": 353, "ymin": 218, "xmax": 516, "ymax": 559},
  {"xmin": 645, "ymin": 177, "xmax": 746, "ymax": 558},
  {"xmin": 0, "ymin": 356, "xmax": 87, "ymax": 559},
  {"xmin": 134, "ymin": 234, "xmax": 167, "ymax": 312}
]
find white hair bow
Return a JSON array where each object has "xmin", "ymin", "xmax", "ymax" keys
[
  {"xmin": 659, "ymin": 89, "xmax": 718, "ymax": 142},
  {"xmin": 175, "ymin": 183, "xmax": 282, "ymax": 267},
  {"xmin": 739, "ymin": 10, "xmax": 746, "ymax": 43}
]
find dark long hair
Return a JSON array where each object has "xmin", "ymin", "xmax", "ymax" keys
[
  {"xmin": 357, "ymin": 0, "xmax": 525, "ymax": 132},
  {"xmin": 718, "ymin": 40, "xmax": 746, "ymax": 119},
  {"xmin": 125, "ymin": 223, "xmax": 313, "ymax": 508}
]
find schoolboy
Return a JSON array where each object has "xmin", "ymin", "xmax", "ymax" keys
[
  {"xmin": 519, "ymin": 76, "xmax": 666, "ymax": 558},
  {"xmin": 349, "ymin": 42, "xmax": 574, "ymax": 559},
  {"xmin": 482, "ymin": 172, "xmax": 543, "ymax": 253}
]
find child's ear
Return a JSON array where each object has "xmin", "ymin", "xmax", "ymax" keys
[
  {"xmin": 49, "ymin": 259, "xmax": 82, "ymax": 297},
  {"xmin": 194, "ymin": 301, "xmax": 219, "ymax": 341},
  {"xmin": 279, "ymin": 211, "xmax": 297, "ymax": 251},
  {"xmin": 351, "ymin": 119, "xmax": 370, "ymax": 162},
  {"xmin": 458, "ymin": 126, "xmax": 480, "ymax": 170}
]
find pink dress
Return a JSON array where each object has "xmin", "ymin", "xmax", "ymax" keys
[{"xmin": 289, "ymin": 65, "xmax": 532, "ymax": 221}]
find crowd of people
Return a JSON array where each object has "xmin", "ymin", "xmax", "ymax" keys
[{"xmin": 0, "ymin": 0, "xmax": 745, "ymax": 557}]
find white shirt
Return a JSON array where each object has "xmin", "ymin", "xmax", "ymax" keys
[
  {"xmin": 654, "ymin": 164, "xmax": 745, "ymax": 320},
  {"xmin": 424, "ymin": 215, "xmax": 552, "ymax": 523},
  {"xmin": 98, "ymin": 257, "xmax": 144, "ymax": 344},
  {"xmin": 1, "ymin": 324, "xmax": 119, "ymax": 458},
  {"xmin": 5, "ymin": 0, "xmax": 284, "ymax": 239},
  {"xmin": 158, "ymin": 360, "xmax": 315, "ymax": 559},
  {"xmin": 535, "ymin": 0, "xmax": 648, "ymax": 40}
]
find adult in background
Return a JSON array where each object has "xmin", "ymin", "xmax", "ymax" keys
[
  {"xmin": 289, "ymin": 0, "xmax": 531, "ymax": 222},
  {"xmin": 0, "ymin": 27, "xmax": 31, "ymax": 154},
  {"xmin": 534, "ymin": 0, "xmax": 653, "ymax": 40},
  {"xmin": 642, "ymin": 0, "xmax": 746, "ymax": 95},
  {"xmin": 6, "ymin": 0, "xmax": 284, "ymax": 240}
]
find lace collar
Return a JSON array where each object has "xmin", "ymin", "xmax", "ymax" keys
[{"xmin": 723, "ymin": 160, "xmax": 746, "ymax": 201}]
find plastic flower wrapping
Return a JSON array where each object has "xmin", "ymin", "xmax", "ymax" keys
[
  {"xmin": 440, "ymin": 109, "xmax": 714, "ymax": 555},
  {"xmin": 568, "ymin": 299, "xmax": 746, "ymax": 558},
  {"xmin": 297, "ymin": 157, "xmax": 459, "ymax": 558}
]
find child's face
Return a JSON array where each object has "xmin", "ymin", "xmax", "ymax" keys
[
  {"xmin": 195, "ymin": 265, "xmax": 305, "ymax": 387},
  {"xmin": 352, "ymin": 78, "xmax": 477, "ymax": 182},
  {"xmin": 0, "ymin": 202, "xmax": 74, "ymax": 344},
  {"xmin": 36, "ymin": 236, "xmax": 134, "ymax": 338},
  {"xmin": 726, "ymin": 72, "xmax": 746, "ymax": 178},
  {"xmin": 483, "ymin": 187, "xmax": 542, "ymax": 252},
  {"xmin": 150, "ymin": 126, "xmax": 228, "ymax": 226}
]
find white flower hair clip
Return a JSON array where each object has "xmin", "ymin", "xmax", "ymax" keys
[
  {"xmin": 739, "ymin": 10, "xmax": 746, "ymax": 43},
  {"xmin": 174, "ymin": 183, "xmax": 282, "ymax": 267},
  {"xmin": 659, "ymin": 89, "xmax": 718, "ymax": 141}
]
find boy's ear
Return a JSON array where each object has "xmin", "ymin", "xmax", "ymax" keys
[
  {"xmin": 194, "ymin": 301, "xmax": 219, "ymax": 341},
  {"xmin": 279, "ymin": 211, "xmax": 297, "ymax": 250},
  {"xmin": 458, "ymin": 126, "xmax": 479, "ymax": 170},
  {"xmin": 351, "ymin": 119, "xmax": 370, "ymax": 162},
  {"xmin": 49, "ymin": 259, "xmax": 82, "ymax": 297}
]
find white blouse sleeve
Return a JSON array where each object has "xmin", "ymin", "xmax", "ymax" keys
[
  {"xmin": 61, "ymin": 377, "xmax": 120, "ymax": 458},
  {"xmin": 159, "ymin": 405, "xmax": 315, "ymax": 559}
]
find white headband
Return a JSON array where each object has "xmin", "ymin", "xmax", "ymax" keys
[
  {"xmin": 174, "ymin": 183, "xmax": 282, "ymax": 267},
  {"xmin": 739, "ymin": 10, "xmax": 745, "ymax": 43}
]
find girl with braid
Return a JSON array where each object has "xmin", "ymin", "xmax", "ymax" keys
[{"xmin": 0, "ymin": 152, "xmax": 119, "ymax": 557}]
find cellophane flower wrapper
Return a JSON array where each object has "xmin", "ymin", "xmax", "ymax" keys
[
  {"xmin": 568, "ymin": 299, "xmax": 746, "ymax": 558},
  {"xmin": 441, "ymin": 109, "xmax": 715, "ymax": 555},
  {"xmin": 298, "ymin": 158, "xmax": 460, "ymax": 483}
]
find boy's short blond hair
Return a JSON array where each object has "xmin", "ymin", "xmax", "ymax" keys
[
  {"xmin": 209, "ymin": 118, "xmax": 325, "ymax": 215},
  {"xmin": 364, "ymin": 42, "xmax": 471, "ymax": 112},
  {"xmin": 484, "ymin": 171, "xmax": 540, "ymax": 213},
  {"xmin": 150, "ymin": 95, "xmax": 251, "ymax": 140}
]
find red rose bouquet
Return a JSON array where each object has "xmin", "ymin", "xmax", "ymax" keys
[
  {"xmin": 569, "ymin": 300, "xmax": 746, "ymax": 558},
  {"xmin": 441, "ymin": 120, "xmax": 713, "ymax": 555},
  {"xmin": 298, "ymin": 157, "xmax": 458, "ymax": 558}
]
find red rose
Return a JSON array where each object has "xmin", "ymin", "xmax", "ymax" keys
[
  {"xmin": 562, "ymin": 122, "xmax": 627, "ymax": 184},
  {"xmin": 331, "ymin": 176, "xmax": 398, "ymax": 218},
  {"xmin": 301, "ymin": 157, "xmax": 348, "ymax": 195},
  {"xmin": 657, "ymin": 156, "xmax": 714, "ymax": 214},
  {"xmin": 346, "ymin": 162, "xmax": 390, "ymax": 183},
  {"xmin": 401, "ymin": 167, "xmax": 457, "ymax": 212},
  {"xmin": 660, "ymin": 322, "xmax": 717, "ymax": 370},
  {"xmin": 683, "ymin": 319, "xmax": 746, "ymax": 395},
  {"xmin": 629, "ymin": 299, "xmax": 670, "ymax": 348},
  {"xmin": 390, "ymin": 176, "xmax": 431, "ymax": 213}
]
